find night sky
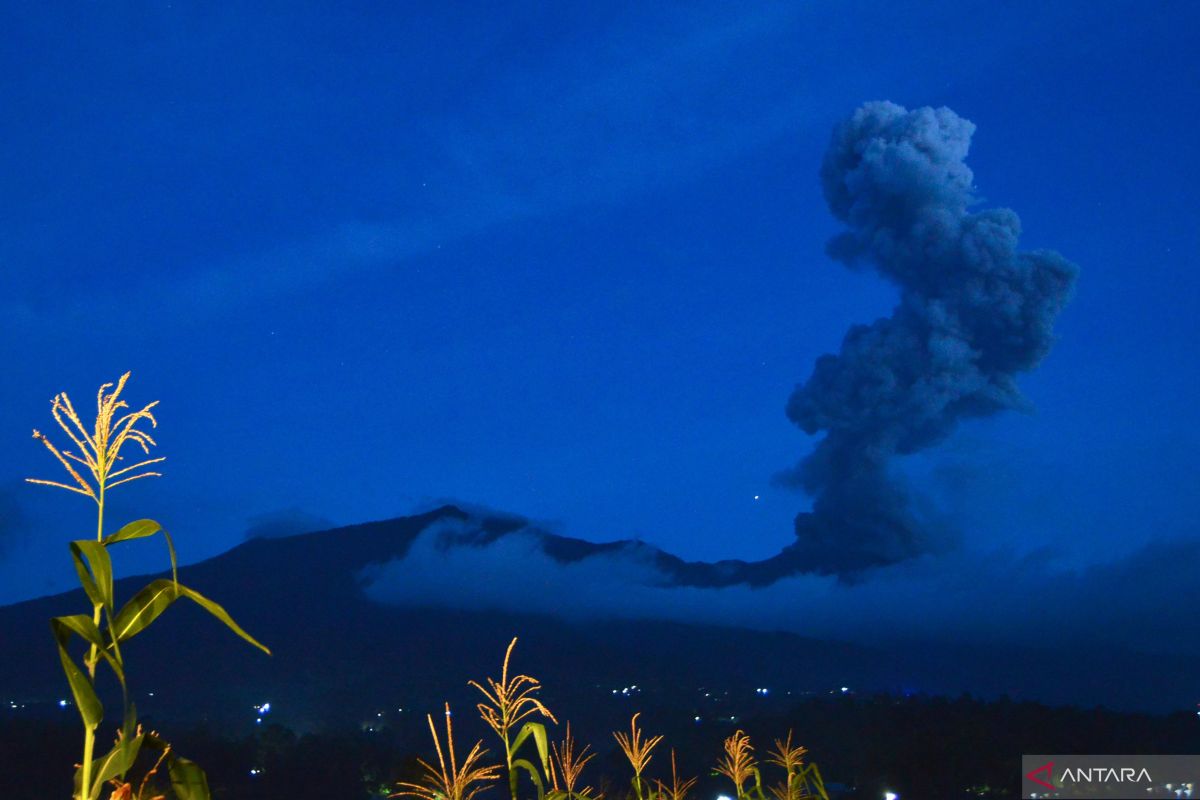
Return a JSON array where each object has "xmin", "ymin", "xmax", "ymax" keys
[{"xmin": 2, "ymin": 2, "xmax": 1198, "ymax": 653}]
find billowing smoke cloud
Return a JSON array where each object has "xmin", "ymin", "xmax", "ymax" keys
[
  {"xmin": 775, "ymin": 101, "xmax": 1077, "ymax": 576},
  {"xmin": 358, "ymin": 515, "xmax": 1200, "ymax": 659}
]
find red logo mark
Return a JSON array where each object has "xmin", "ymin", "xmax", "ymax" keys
[{"xmin": 1026, "ymin": 761, "xmax": 1055, "ymax": 790}]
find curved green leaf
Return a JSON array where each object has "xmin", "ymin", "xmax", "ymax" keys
[
  {"xmin": 103, "ymin": 519, "xmax": 161, "ymax": 545},
  {"xmin": 513, "ymin": 721, "xmax": 551, "ymax": 774},
  {"xmin": 513, "ymin": 758, "xmax": 546, "ymax": 800},
  {"xmin": 112, "ymin": 579, "xmax": 178, "ymax": 642},
  {"xmin": 70, "ymin": 540, "xmax": 113, "ymax": 611},
  {"xmin": 79, "ymin": 732, "xmax": 144, "ymax": 800},
  {"xmin": 50, "ymin": 618, "xmax": 102, "ymax": 728},
  {"xmin": 103, "ymin": 519, "xmax": 178, "ymax": 586},
  {"xmin": 175, "ymin": 584, "xmax": 270, "ymax": 655},
  {"xmin": 53, "ymin": 613, "xmax": 125, "ymax": 686},
  {"xmin": 53, "ymin": 613, "xmax": 105, "ymax": 648},
  {"xmin": 169, "ymin": 757, "xmax": 211, "ymax": 800},
  {"xmin": 796, "ymin": 763, "xmax": 830, "ymax": 800},
  {"xmin": 110, "ymin": 578, "xmax": 270, "ymax": 655}
]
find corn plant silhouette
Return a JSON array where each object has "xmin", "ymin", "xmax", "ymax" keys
[
  {"xmin": 654, "ymin": 750, "xmax": 696, "ymax": 800},
  {"xmin": 765, "ymin": 731, "xmax": 808, "ymax": 800},
  {"xmin": 470, "ymin": 637, "xmax": 557, "ymax": 800},
  {"xmin": 392, "ymin": 703, "xmax": 501, "ymax": 800},
  {"xmin": 404, "ymin": 638, "xmax": 830, "ymax": 800},
  {"xmin": 548, "ymin": 723, "xmax": 600, "ymax": 800},
  {"xmin": 27, "ymin": 373, "xmax": 270, "ymax": 800},
  {"xmin": 613, "ymin": 713, "xmax": 663, "ymax": 800},
  {"xmin": 715, "ymin": 730, "xmax": 758, "ymax": 800},
  {"xmin": 714, "ymin": 730, "xmax": 830, "ymax": 800}
]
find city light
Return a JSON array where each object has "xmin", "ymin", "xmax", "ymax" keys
[{"xmin": 884, "ymin": 792, "xmax": 898, "ymax": 800}]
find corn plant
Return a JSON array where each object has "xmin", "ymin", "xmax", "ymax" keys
[
  {"xmin": 613, "ymin": 713, "xmax": 662, "ymax": 800},
  {"xmin": 97, "ymin": 729, "xmax": 188, "ymax": 800},
  {"xmin": 547, "ymin": 723, "xmax": 600, "ymax": 800},
  {"xmin": 27, "ymin": 373, "xmax": 270, "ymax": 800},
  {"xmin": 715, "ymin": 730, "xmax": 829, "ymax": 800},
  {"xmin": 391, "ymin": 703, "xmax": 501, "ymax": 800},
  {"xmin": 470, "ymin": 637, "xmax": 557, "ymax": 800},
  {"xmin": 764, "ymin": 732, "xmax": 827, "ymax": 800},
  {"xmin": 654, "ymin": 751, "xmax": 695, "ymax": 800},
  {"xmin": 715, "ymin": 730, "xmax": 761, "ymax": 800}
]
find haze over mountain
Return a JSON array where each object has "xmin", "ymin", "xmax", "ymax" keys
[{"xmin": 1, "ymin": 506, "xmax": 1195, "ymax": 736}]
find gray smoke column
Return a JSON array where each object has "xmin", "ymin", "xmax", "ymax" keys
[{"xmin": 777, "ymin": 101, "xmax": 1077, "ymax": 577}]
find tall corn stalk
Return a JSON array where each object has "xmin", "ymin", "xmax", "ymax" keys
[{"xmin": 28, "ymin": 373, "xmax": 270, "ymax": 800}]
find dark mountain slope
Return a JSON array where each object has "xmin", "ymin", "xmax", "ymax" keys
[{"xmin": 0, "ymin": 505, "xmax": 1193, "ymax": 739}]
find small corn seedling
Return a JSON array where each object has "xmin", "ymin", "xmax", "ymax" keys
[
  {"xmin": 470, "ymin": 637, "xmax": 557, "ymax": 800},
  {"xmin": 27, "ymin": 373, "xmax": 270, "ymax": 800},
  {"xmin": 392, "ymin": 703, "xmax": 502, "ymax": 800},
  {"xmin": 613, "ymin": 712, "xmax": 663, "ymax": 800}
]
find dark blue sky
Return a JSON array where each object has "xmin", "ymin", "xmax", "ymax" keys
[{"xmin": 2, "ymin": 1, "xmax": 1198, "ymax": 615}]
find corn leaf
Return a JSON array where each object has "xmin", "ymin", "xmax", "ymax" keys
[
  {"xmin": 103, "ymin": 519, "xmax": 179, "ymax": 587},
  {"xmin": 77, "ymin": 733, "xmax": 144, "ymax": 800},
  {"xmin": 513, "ymin": 758, "xmax": 547, "ymax": 800},
  {"xmin": 174, "ymin": 584, "xmax": 270, "ymax": 655},
  {"xmin": 168, "ymin": 757, "xmax": 211, "ymax": 800},
  {"xmin": 50, "ymin": 617, "xmax": 102, "ymax": 728},
  {"xmin": 111, "ymin": 579, "xmax": 178, "ymax": 642},
  {"xmin": 70, "ymin": 540, "xmax": 113, "ymax": 612},
  {"xmin": 513, "ymin": 721, "xmax": 551, "ymax": 774},
  {"xmin": 53, "ymin": 613, "xmax": 105, "ymax": 648},
  {"xmin": 53, "ymin": 612, "xmax": 124, "ymax": 686},
  {"xmin": 102, "ymin": 519, "xmax": 160, "ymax": 545}
]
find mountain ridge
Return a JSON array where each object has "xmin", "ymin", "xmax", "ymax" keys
[{"xmin": 0, "ymin": 505, "xmax": 1194, "ymax": 736}]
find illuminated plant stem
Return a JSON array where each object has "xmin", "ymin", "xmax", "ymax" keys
[
  {"xmin": 79, "ymin": 479, "xmax": 105, "ymax": 800},
  {"xmin": 506, "ymin": 739, "xmax": 517, "ymax": 800}
]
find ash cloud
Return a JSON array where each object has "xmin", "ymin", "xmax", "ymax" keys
[
  {"xmin": 774, "ymin": 101, "xmax": 1077, "ymax": 577},
  {"xmin": 358, "ymin": 515, "xmax": 1200, "ymax": 659}
]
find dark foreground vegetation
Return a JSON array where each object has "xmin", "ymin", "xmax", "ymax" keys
[{"xmin": 5, "ymin": 692, "xmax": 1198, "ymax": 800}]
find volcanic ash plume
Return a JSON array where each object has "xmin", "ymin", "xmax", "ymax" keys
[{"xmin": 779, "ymin": 101, "xmax": 1077, "ymax": 577}]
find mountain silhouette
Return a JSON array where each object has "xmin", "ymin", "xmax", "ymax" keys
[{"xmin": 0, "ymin": 505, "xmax": 1192, "ymax": 739}]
